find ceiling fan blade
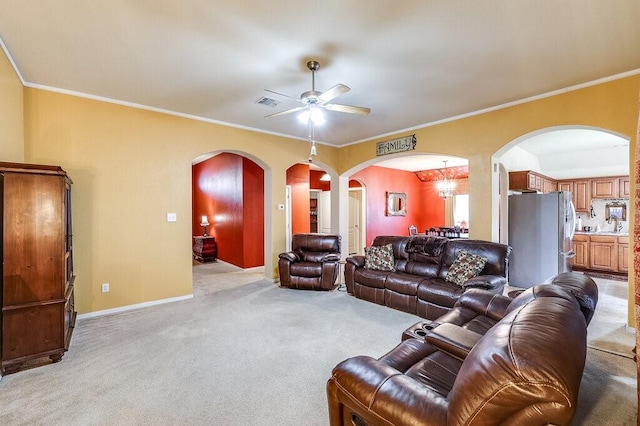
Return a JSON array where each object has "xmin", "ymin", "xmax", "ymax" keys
[
  {"xmin": 264, "ymin": 106, "xmax": 307, "ymax": 119},
  {"xmin": 318, "ymin": 84, "xmax": 350, "ymax": 103},
  {"xmin": 264, "ymin": 88, "xmax": 301, "ymax": 101},
  {"xmin": 324, "ymin": 103, "xmax": 371, "ymax": 116}
]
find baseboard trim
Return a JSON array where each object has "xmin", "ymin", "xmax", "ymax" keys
[{"xmin": 76, "ymin": 294, "xmax": 194, "ymax": 320}]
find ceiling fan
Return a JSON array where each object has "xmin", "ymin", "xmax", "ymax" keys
[{"xmin": 264, "ymin": 60, "xmax": 371, "ymax": 120}]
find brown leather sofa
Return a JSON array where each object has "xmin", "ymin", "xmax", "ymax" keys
[
  {"xmin": 345, "ymin": 235, "xmax": 511, "ymax": 320},
  {"xmin": 278, "ymin": 233, "xmax": 341, "ymax": 290},
  {"xmin": 327, "ymin": 273, "xmax": 596, "ymax": 425}
]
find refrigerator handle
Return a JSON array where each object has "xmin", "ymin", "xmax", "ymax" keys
[{"xmin": 568, "ymin": 200, "xmax": 577, "ymax": 240}]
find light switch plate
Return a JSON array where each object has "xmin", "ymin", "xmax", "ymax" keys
[{"xmin": 167, "ymin": 212, "xmax": 177, "ymax": 222}]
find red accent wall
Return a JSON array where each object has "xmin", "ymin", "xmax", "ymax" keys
[
  {"xmin": 242, "ymin": 157, "xmax": 265, "ymax": 267},
  {"xmin": 287, "ymin": 164, "xmax": 311, "ymax": 235},
  {"xmin": 192, "ymin": 153, "xmax": 264, "ymax": 268},
  {"xmin": 310, "ymin": 170, "xmax": 331, "ymax": 191},
  {"xmin": 351, "ymin": 166, "xmax": 445, "ymax": 246}
]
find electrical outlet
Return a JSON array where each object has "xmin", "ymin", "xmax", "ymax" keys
[
  {"xmin": 101, "ymin": 283, "xmax": 110, "ymax": 293},
  {"xmin": 167, "ymin": 212, "xmax": 177, "ymax": 222}
]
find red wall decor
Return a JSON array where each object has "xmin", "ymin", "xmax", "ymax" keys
[
  {"xmin": 351, "ymin": 166, "xmax": 445, "ymax": 246},
  {"xmin": 192, "ymin": 153, "xmax": 264, "ymax": 268}
]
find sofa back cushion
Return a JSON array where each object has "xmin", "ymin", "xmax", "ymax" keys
[
  {"xmin": 544, "ymin": 272, "xmax": 599, "ymax": 325},
  {"xmin": 371, "ymin": 236, "xmax": 409, "ymax": 262},
  {"xmin": 447, "ymin": 296, "xmax": 586, "ymax": 424},
  {"xmin": 438, "ymin": 239, "xmax": 511, "ymax": 280},
  {"xmin": 504, "ymin": 284, "xmax": 581, "ymax": 317},
  {"xmin": 400, "ymin": 235, "xmax": 448, "ymax": 276},
  {"xmin": 292, "ymin": 233, "xmax": 341, "ymax": 262}
]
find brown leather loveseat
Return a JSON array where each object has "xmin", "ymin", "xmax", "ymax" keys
[
  {"xmin": 278, "ymin": 233, "xmax": 341, "ymax": 290},
  {"xmin": 345, "ymin": 235, "xmax": 511, "ymax": 320},
  {"xmin": 327, "ymin": 273, "xmax": 597, "ymax": 425}
]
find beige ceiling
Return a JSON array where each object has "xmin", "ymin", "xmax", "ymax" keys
[{"xmin": 1, "ymin": 1, "xmax": 639, "ymax": 147}]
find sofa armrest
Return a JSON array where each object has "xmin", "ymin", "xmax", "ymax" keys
[
  {"xmin": 425, "ymin": 323, "xmax": 482, "ymax": 360},
  {"xmin": 278, "ymin": 251, "xmax": 300, "ymax": 262},
  {"xmin": 346, "ymin": 255, "xmax": 365, "ymax": 268},
  {"xmin": 462, "ymin": 274, "xmax": 506, "ymax": 290},
  {"xmin": 455, "ymin": 289, "xmax": 512, "ymax": 321},
  {"xmin": 320, "ymin": 253, "xmax": 340, "ymax": 262}
]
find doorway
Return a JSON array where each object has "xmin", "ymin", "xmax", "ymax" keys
[{"xmin": 348, "ymin": 186, "xmax": 366, "ymax": 255}]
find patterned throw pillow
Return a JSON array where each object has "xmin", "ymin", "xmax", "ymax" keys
[
  {"xmin": 364, "ymin": 244, "xmax": 396, "ymax": 271},
  {"xmin": 445, "ymin": 251, "xmax": 488, "ymax": 286}
]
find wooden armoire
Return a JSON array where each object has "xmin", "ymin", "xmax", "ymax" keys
[{"xmin": 0, "ymin": 162, "xmax": 76, "ymax": 376}]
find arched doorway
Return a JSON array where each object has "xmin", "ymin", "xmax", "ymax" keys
[
  {"xmin": 192, "ymin": 151, "xmax": 267, "ymax": 269},
  {"xmin": 342, "ymin": 153, "xmax": 469, "ymax": 247},
  {"xmin": 495, "ymin": 125, "xmax": 632, "ymax": 350}
]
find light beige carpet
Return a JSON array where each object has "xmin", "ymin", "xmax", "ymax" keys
[{"xmin": 0, "ymin": 262, "xmax": 636, "ymax": 425}]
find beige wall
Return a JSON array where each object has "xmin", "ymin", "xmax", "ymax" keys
[
  {"xmin": 0, "ymin": 47, "xmax": 24, "ymax": 162},
  {"xmin": 23, "ymin": 88, "xmax": 340, "ymax": 314},
  {"xmin": 339, "ymin": 75, "xmax": 640, "ymax": 325},
  {"xmin": 9, "ymin": 34, "xmax": 639, "ymax": 316},
  {"xmin": 339, "ymin": 75, "xmax": 640, "ymax": 241}
]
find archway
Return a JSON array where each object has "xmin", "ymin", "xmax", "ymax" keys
[
  {"xmin": 192, "ymin": 150, "xmax": 271, "ymax": 271},
  {"xmin": 493, "ymin": 125, "xmax": 631, "ymax": 327},
  {"xmin": 339, "ymin": 152, "xmax": 469, "ymax": 250}
]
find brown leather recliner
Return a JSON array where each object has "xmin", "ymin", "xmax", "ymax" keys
[
  {"xmin": 327, "ymin": 285, "xmax": 589, "ymax": 425},
  {"xmin": 278, "ymin": 233, "xmax": 341, "ymax": 290}
]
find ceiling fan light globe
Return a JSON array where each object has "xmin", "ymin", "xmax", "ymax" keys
[{"xmin": 297, "ymin": 108, "xmax": 325, "ymax": 125}]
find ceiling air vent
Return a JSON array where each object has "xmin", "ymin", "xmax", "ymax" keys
[{"xmin": 254, "ymin": 96, "xmax": 281, "ymax": 108}]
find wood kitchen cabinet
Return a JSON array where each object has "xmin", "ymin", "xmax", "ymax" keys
[
  {"xmin": 591, "ymin": 177, "xmax": 619, "ymax": 199},
  {"xmin": 543, "ymin": 178, "xmax": 557, "ymax": 193},
  {"xmin": 618, "ymin": 236, "xmax": 629, "ymax": 274},
  {"xmin": 619, "ymin": 177, "xmax": 631, "ymax": 198},
  {"xmin": 558, "ymin": 179, "xmax": 590, "ymax": 213},
  {"xmin": 509, "ymin": 171, "xmax": 556, "ymax": 193},
  {"xmin": 589, "ymin": 235, "xmax": 618, "ymax": 272},
  {"xmin": 571, "ymin": 234, "xmax": 589, "ymax": 270},
  {"xmin": 0, "ymin": 162, "xmax": 76, "ymax": 376},
  {"xmin": 557, "ymin": 181, "xmax": 572, "ymax": 193},
  {"xmin": 572, "ymin": 180, "xmax": 590, "ymax": 213}
]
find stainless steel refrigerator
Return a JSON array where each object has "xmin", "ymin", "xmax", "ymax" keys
[{"xmin": 508, "ymin": 192, "xmax": 576, "ymax": 288}]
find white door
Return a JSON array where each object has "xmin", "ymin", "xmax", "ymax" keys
[
  {"xmin": 318, "ymin": 191, "xmax": 331, "ymax": 233},
  {"xmin": 348, "ymin": 189, "xmax": 363, "ymax": 254}
]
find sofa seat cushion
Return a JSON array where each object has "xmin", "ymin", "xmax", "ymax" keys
[
  {"xmin": 289, "ymin": 262, "xmax": 323, "ymax": 278},
  {"xmin": 385, "ymin": 272, "xmax": 426, "ymax": 296},
  {"xmin": 418, "ymin": 279, "xmax": 465, "ymax": 308},
  {"xmin": 379, "ymin": 338, "xmax": 462, "ymax": 396},
  {"xmin": 352, "ymin": 268, "xmax": 391, "ymax": 289}
]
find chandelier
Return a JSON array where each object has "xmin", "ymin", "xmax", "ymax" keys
[{"xmin": 436, "ymin": 160, "xmax": 455, "ymax": 198}]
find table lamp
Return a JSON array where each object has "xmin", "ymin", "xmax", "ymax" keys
[{"xmin": 200, "ymin": 215, "xmax": 210, "ymax": 237}]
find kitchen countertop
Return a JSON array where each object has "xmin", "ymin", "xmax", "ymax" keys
[{"xmin": 574, "ymin": 231, "xmax": 629, "ymax": 237}]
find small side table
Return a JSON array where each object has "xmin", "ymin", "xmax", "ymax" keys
[{"xmin": 193, "ymin": 236, "xmax": 217, "ymax": 262}]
